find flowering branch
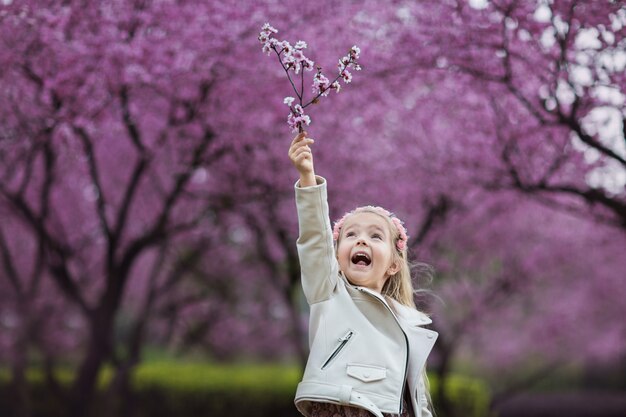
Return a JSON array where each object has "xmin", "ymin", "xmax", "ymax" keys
[{"xmin": 259, "ymin": 23, "xmax": 361, "ymax": 133}]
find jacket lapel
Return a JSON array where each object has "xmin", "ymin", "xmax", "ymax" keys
[{"xmin": 389, "ymin": 299, "xmax": 438, "ymax": 397}]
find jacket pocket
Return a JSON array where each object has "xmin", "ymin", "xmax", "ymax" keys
[
  {"xmin": 346, "ymin": 364, "xmax": 387, "ymax": 383},
  {"xmin": 321, "ymin": 330, "xmax": 354, "ymax": 370}
]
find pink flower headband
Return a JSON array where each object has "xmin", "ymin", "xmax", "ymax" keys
[{"xmin": 332, "ymin": 206, "xmax": 409, "ymax": 251}]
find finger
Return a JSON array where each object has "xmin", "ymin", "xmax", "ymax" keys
[
  {"xmin": 294, "ymin": 144, "xmax": 312, "ymax": 156},
  {"xmin": 292, "ymin": 131, "xmax": 308, "ymax": 145},
  {"xmin": 293, "ymin": 148, "xmax": 312, "ymax": 163},
  {"xmin": 294, "ymin": 149, "xmax": 310, "ymax": 159},
  {"xmin": 294, "ymin": 153, "xmax": 311, "ymax": 165},
  {"xmin": 292, "ymin": 149, "xmax": 311, "ymax": 163},
  {"xmin": 294, "ymin": 138, "xmax": 315, "ymax": 149},
  {"xmin": 289, "ymin": 138, "xmax": 314, "ymax": 157},
  {"xmin": 289, "ymin": 142, "xmax": 306, "ymax": 159}
]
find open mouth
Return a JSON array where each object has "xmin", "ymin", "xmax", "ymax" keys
[{"xmin": 351, "ymin": 252, "xmax": 371, "ymax": 266}]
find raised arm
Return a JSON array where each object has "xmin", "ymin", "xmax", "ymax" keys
[{"xmin": 288, "ymin": 132, "xmax": 339, "ymax": 304}]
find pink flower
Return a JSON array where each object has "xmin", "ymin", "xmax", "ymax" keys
[
  {"xmin": 290, "ymin": 49, "xmax": 311, "ymax": 74},
  {"xmin": 391, "ymin": 217, "xmax": 408, "ymax": 250},
  {"xmin": 350, "ymin": 45, "xmax": 360, "ymax": 59},
  {"xmin": 313, "ymin": 71, "xmax": 331, "ymax": 96},
  {"xmin": 342, "ymin": 69, "xmax": 352, "ymax": 83},
  {"xmin": 287, "ymin": 108, "xmax": 311, "ymax": 132},
  {"xmin": 302, "ymin": 58, "xmax": 314, "ymax": 71},
  {"xmin": 261, "ymin": 23, "xmax": 278, "ymax": 35},
  {"xmin": 283, "ymin": 48, "xmax": 314, "ymax": 74},
  {"xmin": 286, "ymin": 114, "xmax": 311, "ymax": 132},
  {"xmin": 281, "ymin": 41, "xmax": 292, "ymax": 54},
  {"xmin": 258, "ymin": 24, "xmax": 279, "ymax": 55},
  {"xmin": 292, "ymin": 49, "xmax": 304, "ymax": 61}
]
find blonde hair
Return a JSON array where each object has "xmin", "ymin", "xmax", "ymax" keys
[{"xmin": 381, "ymin": 236, "xmax": 415, "ymax": 307}]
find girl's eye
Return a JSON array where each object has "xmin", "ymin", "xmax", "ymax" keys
[
  {"xmin": 372, "ymin": 233, "xmax": 382, "ymax": 240},
  {"xmin": 345, "ymin": 231, "xmax": 356, "ymax": 237}
]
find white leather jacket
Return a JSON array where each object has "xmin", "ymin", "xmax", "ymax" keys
[{"xmin": 293, "ymin": 177, "xmax": 438, "ymax": 417}]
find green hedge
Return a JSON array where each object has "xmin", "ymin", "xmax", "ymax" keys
[
  {"xmin": 0, "ymin": 362, "xmax": 490, "ymax": 417},
  {"xmin": 429, "ymin": 373, "xmax": 491, "ymax": 417},
  {"xmin": 131, "ymin": 362, "xmax": 302, "ymax": 417}
]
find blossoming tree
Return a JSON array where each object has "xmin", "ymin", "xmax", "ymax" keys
[{"xmin": 1, "ymin": 1, "xmax": 625, "ymax": 417}]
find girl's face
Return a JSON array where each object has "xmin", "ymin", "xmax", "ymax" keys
[{"xmin": 336, "ymin": 212, "xmax": 399, "ymax": 293}]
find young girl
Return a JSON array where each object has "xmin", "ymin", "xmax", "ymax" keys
[{"xmin": 288, "ymin": 132, "xmax": 438, "ymax": 417}]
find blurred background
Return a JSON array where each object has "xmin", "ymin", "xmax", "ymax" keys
[{"xmin": 1, "ymin": 0, "xmax": 625, "ymax": 416}]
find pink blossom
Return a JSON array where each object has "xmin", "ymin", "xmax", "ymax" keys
[
  {"xmin": 342, "ymin": 69, "xmax": 352, "ymax": 83},
  {"xmin": 290, "ymin": 49, "xmax": 312, "ymax": 74},
  {"xmin": 281, "ymin": 40, "xmax": 292, "ymax": 54},
  {"xmin": 302, "ymin": 58, "xmax": 314, "ymax": 71},
  {"xmin": 287, "ymin": 104, "xmax": 311, "ymax": 132},
  {"xmin": 292, "ymin": 49, "xmax": 305, "ymax": 61},
  {"xmin": 287, "ymin": 111, "xmax": 311, "ymax": 133},
  {"xmin": 350, "ymin": 45, "xmax": 360, "ymax": 59},
  {"xmin": 261, "ymin": 23, "xmax": 278, "ymax": 34},
  {"xmin": 258, "ymin": 24, "xmax": 279, "ymax": 55},
  {"xmin": 313, "ymin": 71, "xmax": 331, "ymax": 96}
]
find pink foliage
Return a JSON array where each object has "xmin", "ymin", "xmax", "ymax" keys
[{"xmin": 0, "ymin": 0, "xmax": 624, "ymax": 384}]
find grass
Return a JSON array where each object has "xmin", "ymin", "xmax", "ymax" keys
[
  {"xmin": 132, "ymin": 361, "xmax": 301, "ymax": 394},
  {"xmin": 0, "ymin": 359, "xmax": 490, "ymax": 417}
]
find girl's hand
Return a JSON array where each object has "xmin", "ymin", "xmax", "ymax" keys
[{"xmin": 288, "ymin": 131, "xmax": 316, "ymax": 187}]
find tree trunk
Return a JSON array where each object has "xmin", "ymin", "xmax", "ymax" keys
[
  {"xmin": 434, "ymin": 340, "xmax": 455, "ymax": 417},
  {"xmin": 104, "ymin": 313, "xmax": 150, "ymax": 417},
  {"xmin": 105, "ymin": 361, "xmax": 138, "ymax": 417},
  {"xmin": 10, "ymin": 316, "xmax": 31, "ymax": 417},
  {"xmin": 284, "ymin": 286, "xmax": 308, "ymax": 371},
  {"xmin": 68, "ymin": 308, "xmax": 114, "ymax": 417}
]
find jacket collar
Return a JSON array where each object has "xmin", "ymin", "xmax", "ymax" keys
[
  {"xmin": 389, "ymin": 298, "xmax": 432, "ymax": 326},
  {"xmin": 348, "ymin": 281, "xmax": 432, "ymax": 327}
]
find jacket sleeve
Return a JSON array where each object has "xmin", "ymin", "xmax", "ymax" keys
[
  {"xmin": 294, "ymin": 176, "xmax": 339, "ymax": 304},
  {"xmin": 418, "ymin": 372, "xmax": 434, "ymax": 417}
]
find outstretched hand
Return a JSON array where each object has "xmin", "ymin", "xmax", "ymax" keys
[{"xmin": 288, "ymin": 131, "xmax": 316, "ymax": 187}]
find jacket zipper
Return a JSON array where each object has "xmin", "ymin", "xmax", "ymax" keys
[
  {"xmin": 356, "ymin": 287, "xmax": 409, "ymax": 414},
  {"xmin": 321, "ymin": 330, "xmax": 354, "ymax": 370}
]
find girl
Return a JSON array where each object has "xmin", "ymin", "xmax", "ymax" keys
[{"xmin": 288, "ymin": 132, "xmax": 438, "ymax": 417}]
